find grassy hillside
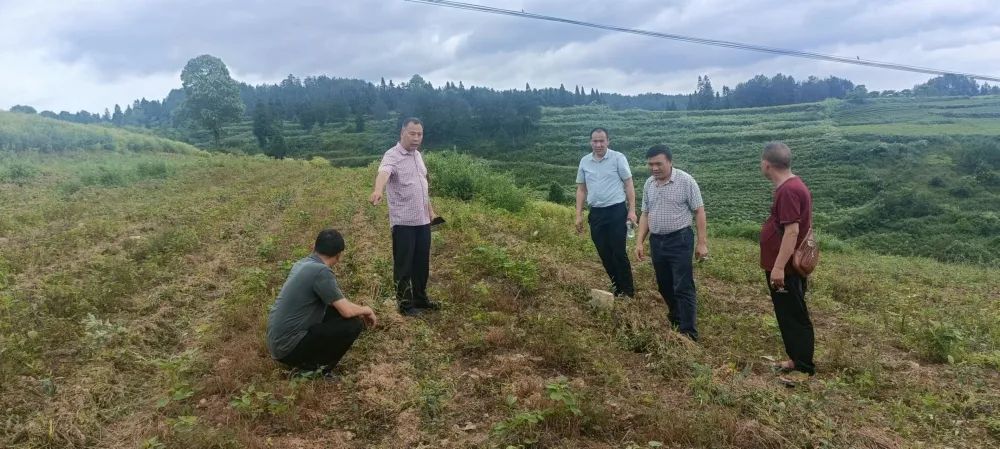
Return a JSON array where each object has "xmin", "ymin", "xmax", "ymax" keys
[
  {"xmin": 0, "ymin": 111, "xmax": 200, "ymax": 155},
  {"xmin": 1, "ymin": 148, "xmax": 997, "ymax": 448},
  {"xmin": 179, "ymin": 96, "xmax": 1000, "ymax": 266}
]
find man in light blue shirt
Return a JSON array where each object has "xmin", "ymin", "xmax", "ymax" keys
[{"xmin": 575, "ymin": 127, "xmax": 637, "ymax": 297}]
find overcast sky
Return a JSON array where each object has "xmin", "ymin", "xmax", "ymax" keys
[{"xmin": 2, "ymin": 0, "xmax": 999, "ymax": 112}]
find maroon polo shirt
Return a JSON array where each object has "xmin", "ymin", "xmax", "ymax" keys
[{"xmin": 760, "ymin": 176, "xmax": 812, "ymax": 272}]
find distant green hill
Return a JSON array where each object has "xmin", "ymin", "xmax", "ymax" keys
[
  {"xmin": 505, "ymin": 96, "xmax": 1000, "ymax": 266},
  {"xmin": 181, "ymin": 115, "xmax": 396, "ymax": 165},
  {"xmin": 0, "ymin": 110, "xmax": 200, "ymax": 154},
  {"xmin": 144, "ymin": 96, "xmax": 1000, "ymax": 265}
]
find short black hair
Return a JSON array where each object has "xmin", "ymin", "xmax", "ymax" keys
[
  {"xmin": 590, "ymin": 127, "xmax": 609, "ymax": 139},
  {"xmin": 646, "ymin": 144, "xmax": 672, "ymax": 161},
  {"xmin": 400, "ymin": 117, "xmax": 423, "ymax": 130},
  {"xmin": 762, "ymin": 141, "xmax": 791, "ymax": 169},
  {"xmin": 314, "ymin": 229, "xmax": 346, "ymax": 257}
]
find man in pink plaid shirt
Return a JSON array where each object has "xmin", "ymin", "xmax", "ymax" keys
[{"xmin": 370, "ymin": 118, "xmax": 439, "ymax": 316}]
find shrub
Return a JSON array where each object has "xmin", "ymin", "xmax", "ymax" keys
[
  {"xmin": 81, "ymin": 166, "xmax": 129, "ymax": 187},
  {"xmin": 308, "ymin": 156, "xmax": 331, "ymax": 167},
  {"xmin": 948, "ymin": 180, "xmax": 975, "ymax": 198},
  {"xmin": 425, "ymin": 152, "xmax": 529, "ymax": 212},
  {"xmin": 0, "ymin": 162, "xmax": 38, "ymax": 184},
  {"xmin": 877, "ymin": 188, "xmax": 942, "ymax": 219},
  {"xmin": 136, "ymin": 161, "xmax": 170, "ymax": 179},
  {"xmin": 547, "ymin": 181, "xmax": 568, "ymax": 203},
  {"xmin": 911, "ymin": 321, "xmax": 965, "ymax": 364}
]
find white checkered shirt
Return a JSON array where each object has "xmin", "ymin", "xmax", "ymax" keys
[
  {"xmin": 641, "ymin": 168, "xmax": 704, "ymax": 234},
  {"xmin": 378, "ymin": 143, "xmax": 432, "ymax": 227}
]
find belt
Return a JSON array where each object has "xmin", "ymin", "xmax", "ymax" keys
[
  {"xmin": 650, "ymin": 226, "xmax": 691, "ymax": 239},
  {"xmin": 589, "ymin": 201, "xmax": 626, "ymax": 210}
]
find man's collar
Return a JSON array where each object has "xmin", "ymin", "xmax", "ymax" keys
[
  {"xmin": 395, "ymin": 142, "xmax": 415, "ymax": 155},
  {"xmin": 591, "ymin": 148, "xmax": 611, "ymax": 162}
]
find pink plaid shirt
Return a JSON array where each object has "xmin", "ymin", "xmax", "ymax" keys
[{"xmin": 378, "ymin": 143, "xmax": 431, "ymax": 227}]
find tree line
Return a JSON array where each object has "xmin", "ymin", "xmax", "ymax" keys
[
  {"xmin": 8, "ymin": 55, "xmax": 1000, "ymax": 153},
  {"xmin": 682, "ymin": 73, "xmax": 1000, "ymax": 110}
]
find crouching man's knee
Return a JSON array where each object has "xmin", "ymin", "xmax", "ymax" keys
[{"xmin": 347, "ymin": 316, "xmax": 366, "ymax": 337}]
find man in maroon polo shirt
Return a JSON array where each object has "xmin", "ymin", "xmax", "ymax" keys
[{"xmin": 759, "ymin": 141, "xmax": 815, "ymax": 377}]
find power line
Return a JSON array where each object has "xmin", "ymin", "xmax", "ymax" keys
[{"xmin": 404, "ymin": 0, "xmax": 1000, "ymax": 83}]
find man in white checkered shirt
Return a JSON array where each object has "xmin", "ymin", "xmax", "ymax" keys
[
  {"xmin": 370, "ymin": 118, "xmax": 439, "ymax": 317},
  {"xmin": 636, "ymin": 144, "xmax": 709, "ymax": 341}
]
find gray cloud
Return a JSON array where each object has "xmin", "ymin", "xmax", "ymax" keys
[{"xmin": 2, "ymin": 0, "xmax": 999, "ymax": 112}]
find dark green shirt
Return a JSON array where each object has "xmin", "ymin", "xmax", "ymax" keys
[{"xmin": 266, "ymin": 254, "xmax": 344, "ymax": 360}]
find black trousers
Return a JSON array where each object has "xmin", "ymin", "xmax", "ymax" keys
[
  {"xmin": 588, "ymin": 202, "xmax": 635, "ymax": 297},
  {"xmin": 651, "ymin": 227, "xmax": 698, "ymax": 341},
  {"xmin": 392, "ymin": 224, "xmax": 431, "ymax": 307},
  {"xmin": 765, "ymin": 270, "xmax": 815, "ymax": 375},
  {"xmin": 279, "ymin": 310, "xmax": 364, "ymax": 371}
]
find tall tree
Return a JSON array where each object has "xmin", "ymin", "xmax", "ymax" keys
[
  {"xmin": 694, "ymin": 76, "xmax": 716, "ymax": 109},
  {"xmin": 112, "ymin": 104, "xmax": 125, "ymax": 126},
  {"xmin": 252, "ymin": 101, "xmax": 274, "ymax": 148},
  {"xmin": 179, "ymin": 54, "xmax": 245, "ymax": 144},
  {"xmin": 251, "ymin": 101, "xmax": 287, "ymax": 159}
]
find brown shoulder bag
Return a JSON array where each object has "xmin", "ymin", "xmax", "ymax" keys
[{"xmin": 792, "ymin": 227, "xmax": 819, "ymax": 276}]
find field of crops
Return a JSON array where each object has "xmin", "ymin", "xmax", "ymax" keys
[
  {"xmin": 2, "ymin": 132, "xmax": 998, "ymax": 448},
  {"xmin": 3, "ymin": 113, "xmax": 1000, "ymax": 448}
]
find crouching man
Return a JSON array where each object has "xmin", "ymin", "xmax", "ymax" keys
[{"xmin": 266, "ymin": 229, "xmax": 377, "ymax": 372}]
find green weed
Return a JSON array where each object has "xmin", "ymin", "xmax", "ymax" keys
[
  {"xmin": 229, "ymin": 384, "xmax": 295, "ymax": 419},
  {"xmin": 911, "ymin": 320, "xmax": 966, "ymax": 364},
  {"xmin": 467, "ymin": 245, "xmax": 540, "ymax": 293}
]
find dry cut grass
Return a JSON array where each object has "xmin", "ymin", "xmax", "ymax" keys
[{"xmin": 1, "ymin": 150, "xmax": 997, "ymax": 448}]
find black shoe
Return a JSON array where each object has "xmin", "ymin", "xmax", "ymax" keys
[
  {"xmin": 414, "ymin": 299, "xmax": 441, "ymax": 310},
  {"xmin": 398, "ymin": 301, "xmax": 423, "ymax": 317},
  {"xmin": 289, "ymin": 365, "xmax": 338, "ymax": 382}
]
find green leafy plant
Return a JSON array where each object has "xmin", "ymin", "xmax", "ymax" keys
[
  {"xmin": 913, "ymin": 320, "xmax": 966, "ymax": 363},
  {"xmin": 468, "ymin": 245, "xmax": 539, "ymax": 292},
  {"xmin": 229, "ymin": 384, "xmax": 294, "ymax": 419},
  {"xmin": 545, "ymin": 376, "xmax": 582, "ymax": 416},
  {"xmin": 141, "ymin": 436, "xmax": 167, "ymax": 449},
  {"xmin": 151, "ymin": 350, "xmax": 199, "ymax": 409}
]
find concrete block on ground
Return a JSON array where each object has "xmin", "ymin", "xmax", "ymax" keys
[{"xmin": 589, "ymin": 288, "xmax": 615, "ymax": 310}]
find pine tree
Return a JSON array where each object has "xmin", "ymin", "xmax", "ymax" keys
[{"xmin": 112, "ymin": 105, "xmax": 124, "ymax": 126}]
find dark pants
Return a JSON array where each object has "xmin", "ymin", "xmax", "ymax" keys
[
  {"xmin": 651, "ymin": 227, "xmax": 698, "ymax": 341},
  {"xmin": 279, "ymin": 310, "xmax": 364, "ymax": 371},
  {"xmin": 588, "ymin": 202, "xmax": 635, "ymax": 297},
  {"xmin": 765, "ymin": 271, "xmax": 815, "ymax": 374},
  {"xmin": 392, "ymin": 224, "xmax": 431, "ymax": 308}
]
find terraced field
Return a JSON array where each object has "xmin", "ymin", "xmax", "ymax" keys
[{"xmin": 508, "ymin": 96, "xmax": 1000, "ymax": 264}]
